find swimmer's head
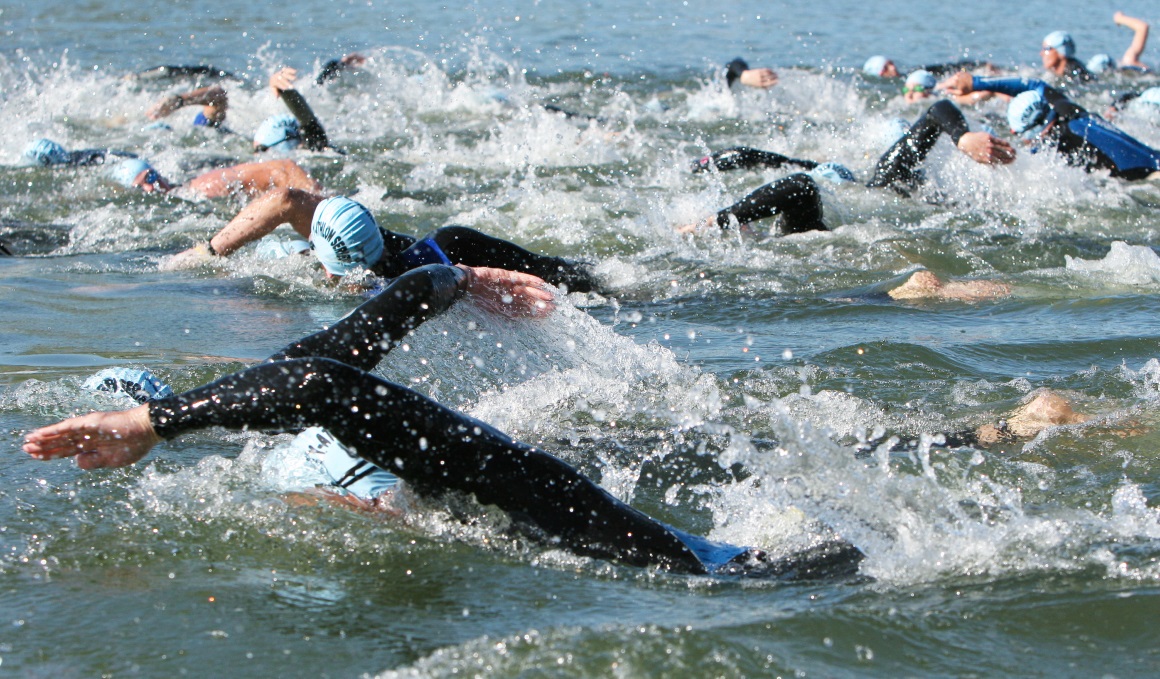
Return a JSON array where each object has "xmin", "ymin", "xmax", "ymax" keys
[
  {"xmin": 902, "ymin": 70, "xmax": 936, "ymax": 98},
  {"xmin": 1086, "ymin": 53, "xmax": 1116, "ymax": 74},
  {"xmin": 309, "ymin": 196, "xmax": 385, "ymax": 276},
  {"xmin": 862, "ymin": 55, "xmax": 897, "ymax": 78},
  {"xmin": 1136, "ymin": 87, "xmax": 1160, "ymax": 124},
  {"xmin": 22, "ymin": 139, "xmax": 71, "ymax": 166},
  {"xmin": 1042, "ymin": 31, "xmax": 1075, "ymax": 59},
  {"xmin": 1007, "ymin": 90, "xmax": 1051, "ymax": 139},
  {"xmin": 253, "ymin": 114, "xmax": 302, "ymax": 152},
  {"xmin": 82, "ymin": 367, "xmax": 174, "ymax": 404},
  {"xmin": 107, "ymin": 158, "xmax": 172, "ymax": 193},
  {"xmin": 809, "ymin": 162, "xmax": 857, "ymax": 185}
]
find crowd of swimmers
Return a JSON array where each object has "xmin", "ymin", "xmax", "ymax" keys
[{"xmin": 16, "ymin": 12, "xmax": 1160, "ymax": 581}]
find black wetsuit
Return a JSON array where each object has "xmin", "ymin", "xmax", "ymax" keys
[
  {"xmin": 371, "ymin": 225, "xmax": 600, "ymax": 293},
  {"xmin": 714, "ymin": 173, "xmax": 827, "ymax": 234},
  {"xmin": 146, "ymin": 264, "xmax": 862, "ymax": 578},
  {"xmin": 867, "ymin": 99, "xmax": 970, "ymax": 194},
  {"xmin": 692, "ymin": 147, "xmax": 818, "ymax": 174}
]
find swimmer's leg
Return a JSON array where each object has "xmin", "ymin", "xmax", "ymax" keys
[
  {"xmin": 147, "ymin": 358, "xmax": 707, "ymax": 573},
  {"xmin": 423, "ymin": 226, "xmax": 600, "ymax": 293},
  {"xmin": 715, "ymin": 173, "xmax": 826, "ymax": 234}
]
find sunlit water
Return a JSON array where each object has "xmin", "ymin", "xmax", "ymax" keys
[{"xmin": 3, "ymin": 1, "xmax": 1160, "ymax": 676}]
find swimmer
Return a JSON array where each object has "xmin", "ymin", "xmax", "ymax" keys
[
  {"xmin": 942, "ymin": 72, "xmax": 1160, "ymax": 180},
  {"xmin": 145, "ymin": 85, "xmax": 229, "ymax": 128},
  {"xmin": 257, "ymin": 67, "xmax": 331, "ymax": 153},
  {"xmin": 19, "ymin": 138, "xmax": 136, "ymax": 168},
  {"xmin": 681, "ymin": 100, "xmax": 1014, "ymax": 233},
  {"xmin": 886, "ymin": 270, "xmax": 1012, "ymax": 302},
  {"xmin": 104, "ymin": 157, "xmax": 323, "ymax": 198},
  {"xmin": 164, "ymin": 191, "xmax": 601, "ymax": 292},
  {"xmin": 1087, "ymin": 12, "xmax": 1151, "ymax": 75},
  {"xmin": 314, "ymin": 53, "xmax": 367, "ymax": 85},
  {"xmin": 1105, "ymin": 87, "xmax": 1160, "ymax": 123},
  {"xmin": 862, "ymin": 55, "xmax": 994, "ymax": 80},
  {"xmin": 856, "ymin": 389, "xmax": 1091, "ymax": 454},
  {"xmin": 723, "ymin": 58, "xmax": 778, "ymax": 89},
  {"xmin": 24, "ymin": 271, "xmax": 863, "ymax": 579},
  {"xmin": 127, "ymin": 64, "xmax": 241, "ymax": 82},
  {"xmin": 1039, "ymin": 31, "xmax": 1095, "ymax": 85}
]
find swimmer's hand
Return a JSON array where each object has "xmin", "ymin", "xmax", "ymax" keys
[
  {"xmin": 956, "ymin": 132, "xmax": 1016, "ymax": 165},
  {"xmin": 676, "ymin": 217, "xmax": 715, "ymax": 235},
  {"xmin": 457, "ymin": 265, "xmax": 555, "ymax": 318},
  {"xmin": 24, "ymin": 405, "xmax": 161, "ymax": 469},
  {"xmin": 938, "ymin": 71, "xmax": 975, "ymax": 97},
  {"xmin": 161, "ymin": 244, "xmax": 217, "ymax": 271},
  {"xmin": 270, "ymin": 67, "xmax": 298, "ymax": 96},
  {"xmin": 739, "ymin": 68, "xmax": 779, "ymax": 89}
]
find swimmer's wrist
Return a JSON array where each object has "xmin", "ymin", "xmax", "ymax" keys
[{"xmin": 205, "ymin": 239, "xmax": 219, "ymax": 257}]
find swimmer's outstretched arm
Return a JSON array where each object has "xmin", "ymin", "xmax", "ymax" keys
[
  {"xmin": 269, "ymin": 264, "xmax": 552, "ymax": 370},
  {"xmin": 691, "ymin": 147, "xmax": 817, "ymax": 174},
  {"xmin": 25, "ymin": 359, "xmax": 707, "ymax": 573},
  {"xmin": 163, "ymin": 188, "xmax": 323, "ymax": 269},
  {"xmin": 1115, "ymin": 11, "xmax": 1150, "ymax": 69},
  {"xmin": 145, "ymin": 85, "xmax": 228, "ymax": 126},
  {"xmin": 316, "ymin": 53, "xmax": 366, "ymax": 85},
  {"xmin": 723, "ymin": 59, "xmax": 778, "ymax": 89},
  {"xmin": 867, "ymin": 99, "xmax": 1013, "ymax": 194},
  {"xmin": 680, "ymin": 173, "xmax": 826, "ymax": 236}
]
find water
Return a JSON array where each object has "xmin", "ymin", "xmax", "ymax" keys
[{"xmin": 4, "ymin": 0, "xmax": 1160, "ymax": 676}]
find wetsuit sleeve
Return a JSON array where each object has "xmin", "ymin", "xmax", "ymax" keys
[
  {"xmin": 147, "ymin": 357, "xmax": 707, "ymax": 574},
  {"xmin": 714, "ymin": 173, "xmax": 826, "ymax": 234},
  {"xmin": 691, "ymin": 147, "xmax": 818, "ymax": 173},
  {"xmin": 970, "ymin": 76, "xmax": 1046, "ymax": 98},
  {"xmin": 724, "ymin": 58, "xmax": 749, "ymax": 88},
  {"xmin": 278, "ymin": 89, "xmax": 330, "ymax": 151},
  {"xmin": 421, "ymin": 226, "xmax": 598, "ymax": 293},
  {"xmin": 315, "ymin": 59, "xmax": 345, "ymax": 85},
  {"xmin": 64, "ymin": 150, "xmax": 111, "ymax": 167},
  {"xmin": 1110, "ymin": 91, "xmax": 1141, "ymax": 112},
  {"xmin": 867, "ymin": 100, "xmax": 969, "ymax": 194},
  {"xmin": 266, "ymin": 264, "xmax": 466, "ymax": 371}
]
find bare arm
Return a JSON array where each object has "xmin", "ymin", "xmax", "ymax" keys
[
  {"xmin": 146, "ymin": 85, "xmax": 228, "ymax": 125},
  {"xmin": 187, "ymin": 159, "xmax": 323, "ymax": 198},
  {"xmin": 1115, "ymin": 11, "xmax": 1150, "ymax": 68},
  {"xmin": 162, "ymin": 188, "xmax": 324, "ymax": 269}
]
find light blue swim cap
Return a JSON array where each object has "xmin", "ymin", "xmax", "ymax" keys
[
  {"xmin": 863, "ymin": 55, "xmax": 889, "ymax": 77},
  {"xmin": 293, "ymin": 426, "xmax": 400, "ymax": 500},
  {"xmin": 904, "ymin": 69, "xmax": 936, "ymax": 90},
  {"xmin": 809, "ymin": 162, "xmax": 857, "ymax": 185},
  {"xmin": 1139, "ymin": 87, "xmax": 1160, "ymax": 107},
  {"xmin": 309, "ymin": 196, "xmax": 385, "ymax": 275},
  {"xmin": 22, "ymin": 139, "xmax": 71, "ymax": 166},
  {"xmin": 253, "ymin": 114, "xmax": 301, "ymax": 151},
  {"xmin": 1007, "ymin": 90, "xmax": 1050, "ymax": 138},
  {"xmin": 1136, "ymin": 87, "xmax": 1160, "ymax": 123},
  {"xmin": 1042, "ymin": 31, "xmax": 1075, "ymax": 59},
  {"xmin": 1086, "ymin": 54, "xmax": 1115, "ymax": 74},
  {"xmin": 83, "ymin": 367, "xmax": 173, "ymax": 404},
  {"xmin": 108, "ymin": 158, "xmax": 153, "ymax": 188}
]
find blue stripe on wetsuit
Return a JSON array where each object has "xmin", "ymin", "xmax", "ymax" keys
[
  {"xmin": 1067, "ymin": 116, "xmax": 1160, "ymax": 174},
  {"xmin": 399, "ymin": 237, "xmax": 453, "ymax": 268}
]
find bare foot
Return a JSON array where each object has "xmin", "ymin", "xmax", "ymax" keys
[
  {"xmin": 1005, "ymin": 391, "xmax": 1088, "ymax": 438},
  {"xmin": 23, "ymin": 405, "xmax": 162, "ymax": 469}
]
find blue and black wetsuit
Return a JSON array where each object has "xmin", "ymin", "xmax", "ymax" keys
[
  {"xmin": 149, "ymin": 264, "xmax": 862, "ymax": 578},
  {"xmin": 370, "ymin": 225, "xmax": 600, "ymax": 293},
  {"xmin": 976, "ymin": 76, "xmax": 1160, "ymax": 180}
]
